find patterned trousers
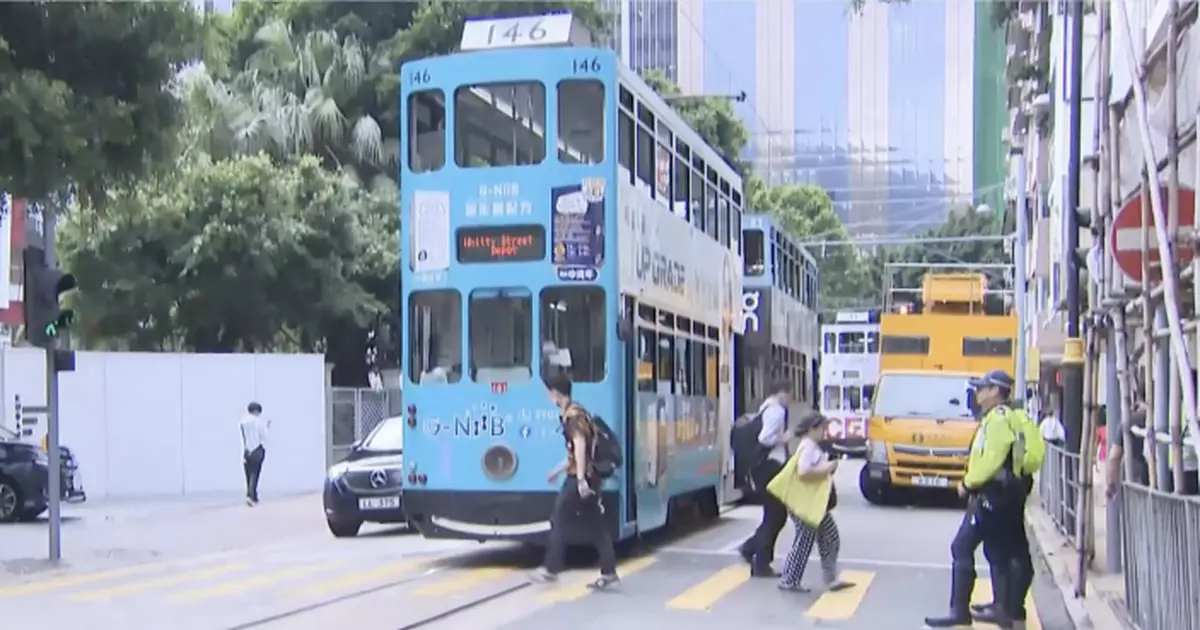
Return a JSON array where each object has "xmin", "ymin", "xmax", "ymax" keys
[{"xmin": 780, "ymin": 513, "xmax": 841, "ymax": 588}]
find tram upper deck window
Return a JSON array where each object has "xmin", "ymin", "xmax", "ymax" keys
[
  {"xmin": 468, "ymin": 288, "xmax": 532, "ymax": 383},
  {"xmin": 407, "ymin": 89, "xmax": 446, "ymax": 173},
  {"xmin": 540, "ymin": 287, "xmax": 606, "ymax": 382},
  {"xmin": 743, "ymin": 229, "xmax": 765, "ymax": 276},
  {"xmin": 454, "ymin": 82, "xmax": 546, "ymax": 168},
  {"xmin": 408, "ymin": 290, "xmax": 462, "ymax": 384},
  {"xmin": 635, "ymin": 102, "xmax": 655, "ymax": 193},
  {"xmin": 823, "ymin": 332, "xmax": 837, "ymax": 354},
  {"xmin": 557, "ymin": 80, "xmax": 605, "ymax": 164},
  {"xmin": 673, "ymin": 140, "xmax": 691, "ymax": 219},
  {"xmin": 690, "ymin": 157, "xmax": 706, "ymax": 232},
  {"xmin": 838, "ymin": 332, "xmax": 865, "ymax": 353},
  {"xmin": 866, "ymin": 331, "xmax": 880, "ymax": 354},
  {"xmin": 618, "ymin": 87, "xmax": 634, "ymax": 182}
]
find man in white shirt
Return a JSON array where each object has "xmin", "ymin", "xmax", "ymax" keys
[
  {"xmin": 737, "ymin": 380, "xmax": 793, "ymax": 577},
  {"xmin": 239, "ymin": 402, "xmax": 269, "ymax": 506}
]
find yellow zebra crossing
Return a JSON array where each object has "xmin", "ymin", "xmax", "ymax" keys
[{"xmin": 0, "ymin": 551, "xmax": 1046, "ymax": 627}]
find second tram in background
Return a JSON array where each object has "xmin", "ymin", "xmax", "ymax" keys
[
  {"xmin": 817, "ymin": 310, "xmax": 880, "ymax": 456},
  {"xmin": 736, "ymin": 214, "xmax": 820, "ymax": 418}
]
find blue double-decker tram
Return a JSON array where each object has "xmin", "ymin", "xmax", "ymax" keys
[
  {"xmin": 735, "ymin": 214, "xmax": 821, "ymax": 419},
  {"xmin": 399, "ymin": 12, "xmax": 745, "ymax": 543}
]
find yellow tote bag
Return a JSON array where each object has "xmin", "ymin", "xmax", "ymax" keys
[{"xmin": 765, "ymin": 452, "xmax": 831, "ymax": 528}]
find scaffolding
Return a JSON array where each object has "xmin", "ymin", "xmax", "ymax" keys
[{"xmin": 1042, "ymin": 1, "xmax": 1200, "ymax": 629}]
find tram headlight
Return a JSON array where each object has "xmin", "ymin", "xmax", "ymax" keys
[{"xmin": 866, "ymin": 441, "xmax": 889, "ymax": 464}]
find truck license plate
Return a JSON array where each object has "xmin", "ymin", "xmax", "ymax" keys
[
  {"xmin": 359, "ymin": 496, "xmax": 400, "ymax": 510},
  {"xmin": 912, "ymin": 475, "xmax": 949, "ymax": 488}
]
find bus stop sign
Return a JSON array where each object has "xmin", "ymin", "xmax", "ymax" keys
[{"xmin": 1110, "ymin": 185, "xmax": 1195, "ymax": 284}]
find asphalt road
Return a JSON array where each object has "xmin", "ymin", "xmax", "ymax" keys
[{"xmin": 0, "ymin": 462, "xmax": 1077, "ymax": 629}]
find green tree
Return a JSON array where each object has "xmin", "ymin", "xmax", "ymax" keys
[
  {"xmin": 872, "ymin": 206, "xmax": 1007, "ymax": 306},
  {"xmin": 750, "ymin": 183, "xmax": 874, "ymax": 306},
  {"xmin": 639, "ymin": 68, "xmax": 749, "ymax": 172},
  {"xmin": 0, "ymin": 3, "xmax": 202, "ymax": 201},
  {"xmin": 59, "ymin": 154, "xmax": 396, "ymax": 375}
]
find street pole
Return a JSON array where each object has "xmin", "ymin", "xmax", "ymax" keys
[
  {"xmin": 1063, "ymin": 0, "xmax": 1086, "ymax": 455},
  {"xmin": 42, "ymin": 203, "xmax": 61, "ymax": 563},
  {"xmin": 1013, "ymin": 144, "xmax": 1029, "ymax": 400}
]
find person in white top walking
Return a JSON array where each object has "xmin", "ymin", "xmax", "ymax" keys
[{"xmin": 239, "ymin": 402, "xmax": 269, "ymax": 506}]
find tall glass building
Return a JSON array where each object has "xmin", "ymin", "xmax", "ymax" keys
[{"xmin": 612, "ymin": 0, "xmax": 1007, "ymax": 237}]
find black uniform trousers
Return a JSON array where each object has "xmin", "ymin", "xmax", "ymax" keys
[{"xmin": 949, "ymin": 481, "xmax": 1030, "ymax": 619}]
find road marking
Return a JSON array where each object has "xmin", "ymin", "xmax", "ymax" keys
[
  {"xmin": 0, "ymin": 562, "xmax": 170, "ymax": 598},
  {"xmin": 289, "ymin": 558, "xmax": 430, "ymax": 600},
  {"xmin": 666, "ymin": 563, "xmax": 749, "ymax": 611},
  {"xmin": 414, "ymin": 566, "xmax": 518, "ymax": 597},
  {"xmin": 68, "ymin": 563, "xmax": 249, "ymax": 602},
  {"xmin": 171, "ymin": 561, "xmax": 341, "ymax": 601},
  {"xmin": 656, "ymin": 547, "xmax": 989, "ymax": 571},
  {"xmin": 805, "ymin": 570, "xmax": 875, "ymax": 620},
  {"xmin": 538, "ymin": 555, "xmax": 658, "ymax": 603}
]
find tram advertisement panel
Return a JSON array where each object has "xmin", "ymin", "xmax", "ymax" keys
[{"xmin": 740, "ymin": 289, "xmax": 770, "ymax": 349}]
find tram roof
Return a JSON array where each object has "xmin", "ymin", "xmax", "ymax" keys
[{"xmin": 742, "ymin": 213, "xmax": 817, "ymax": 264}]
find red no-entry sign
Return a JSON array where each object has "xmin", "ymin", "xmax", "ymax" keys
[{"xmin": 1110, "ymin": 186, "xmax": 1195, "ymax": 284}]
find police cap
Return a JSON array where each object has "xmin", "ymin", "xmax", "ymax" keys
[{"xmin": 968, "ymin": 369, "xmax": 1014, "ymax": 392}]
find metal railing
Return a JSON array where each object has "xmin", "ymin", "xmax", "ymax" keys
[
  {"xmin": 328, "ymin": 386, "xmax": 402, "ymax": 465},
  {"xmin": 1119, "ymin": 482, "xmax": 1200, "ymax": 630},
  {"xmin": 1039, "ymin": 442, "xmax": 1084, "ymax": 547}
]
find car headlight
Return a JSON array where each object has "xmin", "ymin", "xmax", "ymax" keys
[
  {"xmin": 866, "ymin": 441, "xmax": 889, "ymax": 464},
  {"xmin": 327, "ymin": 462, "xmax": 351, "ymax": 480}
]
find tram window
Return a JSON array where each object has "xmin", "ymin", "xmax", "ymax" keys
[
  {"xmin": 823, "ymin": 332, "xmax": 837, "ymax": 354},
  {"xmin": 838, "ymin": 332, "xmax": 865, "ymax": 353},
  {"xmin": 717, "ymin": 194, "xmax": 730, "ymax": 247},
  {"xmin": 635, "ymin": 105, "xmax": 655, "ymax": 193},
  {"xmin": 539, "ymin": 286, "xmax": 606, "ymax": 382},
  {"xmin": 618, "ymin": 110, "xmax": 634, "ymax": 182},
  {"xmin": 732, "ymin": 209, "xmax": 742, "ymax": 255},
  {"xmin": 881, "ymin": 335, "xmax": 931, "ymax": 355},
  {"xmin": 863, "ymin": 384, "xmax": 877, "ymax": 408},
  {"xmin": 454, "ymin": 82, "xmax": 546, "ymax": 167},
  {"xmin": 657, "ymin": 333, "xmax": 676, "ymax": 395},
  {"xmin": 689, "ymin": 340, "xmax": 707, "ymax": 396},
  {"xmin": 800, "ymin": 353, "xmax": 808, "ymax": 396},
  {"xmin": 468, "ymin": 288, "xmax": 532, "ymax": 383},
  {"xmin": 823, "ymin": 386, "xmax": 842, "ymax": 410},
  {"xmin": 704, "ymin": 183, "xmax": 718, "ymax": 239},
  {"xmin": 706, "ymin": 344, "xmax": 719, "ymax": 393},
  {"xmin": 407, "ymin": 89, "xmax": 446, "ymax": 173},
  {"xmin": 743, "ymin": 229, "xmax": 765, "ymax": 276},
  {"xmin": 691, "ymin": 166, "xmax": 706, "ymax": 231},
  {"xmin": 557, "ymin": 80, "xmax": 605, "ymax": 164},
  {"xmin": 676, "ymin": 338, "xmax": 691, "ymax": 395},
  {"xmin": 844, "ymin": 387, "xmax": 862, "ymax": 411},
  {"xmin": 866, "ymin": 332, "xmax": 880, "ymax": 354},
  {"xmin": 636, "ymin": 328, "xmax": 656, "ymax": 392},
  {"xmin": 655, "ymin": 140, "xmax": 673, "ymax": 205},
  {"xmin": 408, "ymin": 290, "xmax": 463, "ymax": 384},
  {"xmin": 673, "ymin": 152, "xmax": 690, "ymax": 219},
  {"xmin": 963, "ymin": 337, "xmax": 1014, "ymax": 357}
]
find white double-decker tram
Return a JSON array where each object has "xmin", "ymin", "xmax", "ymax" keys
[{"xmin": 817, "ymin": 310, "xmax": 881, "ymax": 455}]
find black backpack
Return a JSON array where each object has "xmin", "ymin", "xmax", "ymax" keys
[
  {"xmin": 570, "ymin": 404, "xmax": 623, "ymax": 479},
  {"xmin": 730, "ymin": 411, "xmax": 767, "ymax": 491}
]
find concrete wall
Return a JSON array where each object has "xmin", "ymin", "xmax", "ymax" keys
[{"xmin": 0, "ymin": 347, "xmax": 328, "ymax": 500}]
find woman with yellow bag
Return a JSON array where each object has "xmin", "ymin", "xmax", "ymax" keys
[{"xmin": 769, "ymin": 411, "xmax": 855, "ymax": 593}]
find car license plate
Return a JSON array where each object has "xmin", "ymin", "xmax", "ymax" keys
[
  {"xmin": 359, "ymin": 496, "xmax": 400, "ymax": 510},
  {"xmin": 912, "ymin": 475, "xmax": 949, "ymax": 488}
]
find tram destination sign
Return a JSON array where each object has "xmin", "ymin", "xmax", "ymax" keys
[{"xmin": 456, "ymin": 224, "xmax": 546, "ymax": 263}]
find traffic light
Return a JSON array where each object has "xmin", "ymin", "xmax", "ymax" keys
[{"xmin": 21, "ymin": 245, "xmax": 76, "ymax": 348}]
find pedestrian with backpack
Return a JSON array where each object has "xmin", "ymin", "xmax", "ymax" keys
[
  {"xmin": 530, "ymin": 374, "xmax": 620, "ymax": 590},
  {"xmin": 734, "ymin": 380, "xmax": 794, "ymax": 577}
]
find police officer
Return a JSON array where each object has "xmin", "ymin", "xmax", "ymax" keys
[{"xmin": 925, "ymin": 369, "xmax": 1027, "ymax": 629}]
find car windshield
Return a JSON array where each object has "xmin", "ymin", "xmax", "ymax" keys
[
  {"xmin": 872, "ymin": 373, "xmax": 975, "ymax": 420},
  {"xmin": 362, "ymin": 416, "xmax": 404, "ymax": 451}
]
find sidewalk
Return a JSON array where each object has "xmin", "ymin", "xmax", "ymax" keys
[{"xmin": 1026, "ymin": 465, "xmax": 1134, "ymax": 630}]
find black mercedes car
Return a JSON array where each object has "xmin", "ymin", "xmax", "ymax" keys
[
  {"xmin": 323, "ymin": 414, "xmax": 406, "ymax": 537},
  {"xmin": 0, "ymin": 426, "xmax": 87, "ymax": 523}
]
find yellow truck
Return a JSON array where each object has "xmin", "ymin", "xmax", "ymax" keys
[{"xmin": 858, "ymin": 273, "xmax": 1017, "ymax": 504}]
